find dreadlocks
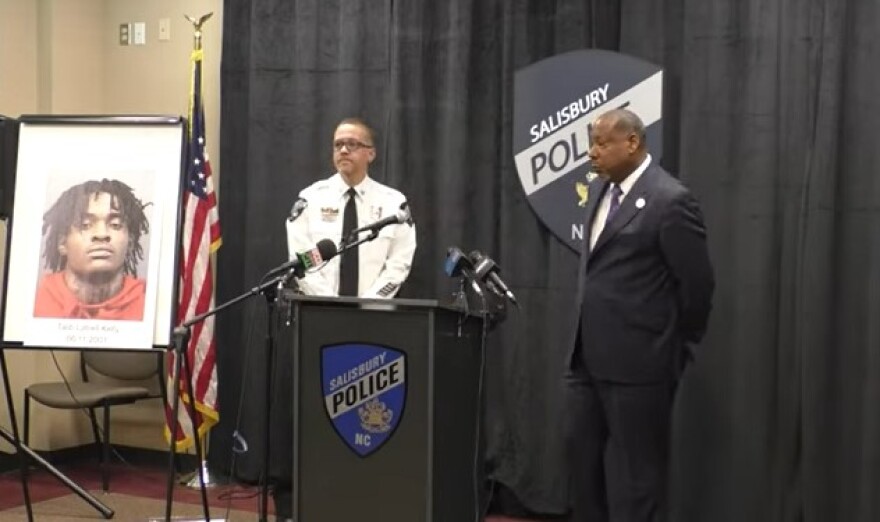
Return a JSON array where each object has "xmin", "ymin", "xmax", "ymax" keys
[{"xmin": 42, "ymin": 179, "xmax": 150, "ymax": 276}]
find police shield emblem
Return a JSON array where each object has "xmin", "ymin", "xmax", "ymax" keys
[
  {"xmin": 513, "ymin": 49, "xmax": 663, "ymax": 252},
  {"xmin": 321, "ymin": 343, "xmax": 407, "ymax": 457}
]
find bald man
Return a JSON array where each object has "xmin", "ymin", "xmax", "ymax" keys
[{"xmin": 565, "ymin": 109, "xmax": 714, "ymax": 521}]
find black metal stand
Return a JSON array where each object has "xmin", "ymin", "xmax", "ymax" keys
[
  {"xmin": 259, "ymin": 284, "xmax": 282, "ymax": 522},
  {"xmin": 161, "ymin": 234, "xmax": 376, "ymax": 521},
  {"xmin": 164, "ymin": 326, "xmax": 211, "ymax": 522},
  {"xmin": 161, "ymin": 269, "xmax": 299, "ymax": 522},
  {"xmin": 0, "ymin": 347, "xmax": 114, "ymax": 520}
]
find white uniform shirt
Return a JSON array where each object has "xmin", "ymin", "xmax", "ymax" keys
[{"xmin": 285, "ymin": 173, "xmax": 417, "ymax": 298}]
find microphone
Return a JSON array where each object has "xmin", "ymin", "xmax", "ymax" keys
[
  {"xmin": 351, "ymin": 202, "xmax": 412, "ymax": 236},
  {"xmin": 444, "ymin": 246, "xmax": 483, "ymax": 296},
  {"xmin": 401, "ymin": 201, "xmax": 414, "ymax": 226},
  {"xmin": 268, "ymin": 239, "xmax": 338, "ymax": 279},
  {"xmin": 287, "ymin": 198, "xmax": 308, "ymax": 222},
  {"xmin": 444, "ymin": 247, "xmax": 473, "ymax": 278},
  {"xmin": 468, "ymin": 250, "xmax": 518, "ymax": 306}
]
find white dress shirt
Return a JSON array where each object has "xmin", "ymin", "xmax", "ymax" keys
[{"xmin": 589, "ymin": 154, "xmax": 652, "ymax": 251}]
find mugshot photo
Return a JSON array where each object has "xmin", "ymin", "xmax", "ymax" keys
[{"xmin": 33, "ymin": 177, "xmax": 153, "ymax": 321}]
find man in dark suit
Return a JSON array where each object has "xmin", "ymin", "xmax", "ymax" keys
[{"xmin": 566, "ymin": 108, "xmax": 714, "ymax": 522}]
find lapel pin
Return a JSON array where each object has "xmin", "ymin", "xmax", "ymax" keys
[{"xmin": 635, "ymin": 197, "xmax": 646, "ymax": 209}]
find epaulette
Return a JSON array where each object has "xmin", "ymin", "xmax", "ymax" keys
[{"xmin": 300, "ymin": 178, "xmax": 333, "ymax": 198}]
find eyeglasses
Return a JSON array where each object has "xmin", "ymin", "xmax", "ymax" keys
[{"xmin": 333, "ymin": 139, "xmax": 373, "ymax": 152}]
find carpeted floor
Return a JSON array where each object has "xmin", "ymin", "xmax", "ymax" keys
[
  {"xmin": 0, "ymin": 492, "xmax": 256, "ymax": 521},
  {"xmin": 0, "ymin": 460, "xmax": 540, "ymax": 521},
  {"xmin": 0, "ymin": 460, "xmax": 268, "ymax": 521}
]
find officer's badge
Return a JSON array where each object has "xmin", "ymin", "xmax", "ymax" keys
[
  {"xmin": 320, "ymin": 207, "xmax": 339, "ymax": 222},
  {"xmin": 321, "ymin": 343, "xmax": 407, "ymax": 457},
  {"xmin": 370, "ymin": 205, "xmax": 383, "ymax": 221}
]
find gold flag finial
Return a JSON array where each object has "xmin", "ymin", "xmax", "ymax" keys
[{"xmin": 184, "ymin": 12, "xmax": 213, "ymax": 50}]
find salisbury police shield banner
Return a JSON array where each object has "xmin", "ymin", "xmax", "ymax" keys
[
  {"xmin": 321, "ymin": 343, "xmax": 407, "ymax": 457},
  {"xmin": 513, "ymin": 49, "xmax": 663, "ymax": 252}
]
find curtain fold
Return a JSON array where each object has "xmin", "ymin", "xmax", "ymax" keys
[{"xmin": 213, "ymin": 1, "xmax": 880, "ymax": 520}]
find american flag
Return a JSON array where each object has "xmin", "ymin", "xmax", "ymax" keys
[{"xmin": 164, "ymin": 48, "xmax": 221, "ymax": 451}]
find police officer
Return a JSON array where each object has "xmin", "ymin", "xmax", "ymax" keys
[
  {"xmin": 285, "ymin": 117, "xmax": 416, "ymax": 298},
  {"xmin": 273, "ymin": 118, "xmax": 416, "ymax": 521}
]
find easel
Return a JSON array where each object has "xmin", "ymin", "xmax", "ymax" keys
[
  {"xmin": 1, "ymin": 337, "xmax": 209, "ymax": 522},
  {"xmin": 0, "ymin": 113, "xmax": 206, "ymax": 520},
  {"xmin": 0, "ymin": 115, "xmax": 114, "ymax": 519},
  {"xmin": 0, "ymin": 209, "xmax": 114, "ymax": 520},
  {"xmin": 0, "ymin": 346, "xmax": 115, "ymax": 521}
]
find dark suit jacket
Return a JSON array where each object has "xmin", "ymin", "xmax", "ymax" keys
[{"xmin": 569, "ymin": 162, "xmax": 715, "ymax": 383}]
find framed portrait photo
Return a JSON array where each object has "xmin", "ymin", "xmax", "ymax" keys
[{"xmin": 1, "ymin": 116, "xmax": 185, "ymax": 350}]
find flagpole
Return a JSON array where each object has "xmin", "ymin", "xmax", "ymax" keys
[{"xmin": 176, "ymin": 11, "xmax": 225, "ymax": 492}]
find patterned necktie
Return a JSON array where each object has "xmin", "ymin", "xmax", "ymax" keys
[
  {"xmin": 604, "ymin": 183, "xmax": 623, "ymax": 226},
  {"xmin": 338, "ymin": 187, "xmax": 359, "ymax": 296}
]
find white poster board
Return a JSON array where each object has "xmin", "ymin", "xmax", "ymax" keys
[{"xmin": 2, "ymin": 116, "xmax": 184, "ymax": 350}]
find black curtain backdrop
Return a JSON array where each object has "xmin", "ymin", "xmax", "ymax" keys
[{"xmin": 211, "ymin": 1, "xmax": 880, "ymax": 520}]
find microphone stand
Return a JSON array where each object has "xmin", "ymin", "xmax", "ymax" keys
[
  {"xmin": 340, "ymin": 227, "xmax": 380, "ymax": 253},
  {"xmin": 178, "ymin": 229, "xmax": 385, "ymax": 521},
  {"xmin": 340, "ymin": 209, "xmax": 411, "ymax": 254},
  {"xmin": 163, "ymin": 268, "xmax": 300, "ymax": 522},
  {"xmin": 223, "ymin": 229, "xmax": 377, "ymax": 520},
  {"xmin": 453, "ymin": 278, "xmax": 470, "ymax": 337}
]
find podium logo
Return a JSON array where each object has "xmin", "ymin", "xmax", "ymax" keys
[
  {"xmin": 321, "ymin": 343, "xmax": 407, "ymax": 457},
  {"xmin": 513, "ymin": 49, "xmax": 664, "ymax": 252}
]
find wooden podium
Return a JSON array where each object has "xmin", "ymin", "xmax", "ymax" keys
[{"xmin": 289, "ymin": 295, "xmax": 485, "ymax": 521}]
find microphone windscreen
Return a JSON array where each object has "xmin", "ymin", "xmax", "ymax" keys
[
  {"xmin": 316, "ymin": 238, "xmax": 338, "ymax": 260},
  {"xmin": 444, "ymin": 247, "xmax": 467, "ymax": 277},
  {"xmin": 469, "ymin": 250, "xmax": 497, "ymax": 278}
]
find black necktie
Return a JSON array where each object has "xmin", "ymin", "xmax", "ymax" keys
[{"xmin": 338, "ymin": 187, "xmax": 359, "ymax": 296}]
